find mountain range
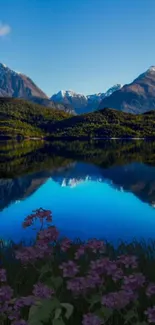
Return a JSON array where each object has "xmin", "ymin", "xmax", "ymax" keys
[
  {"xmin": 0, "ymin": 62, "xmax": 122, "ymax": 114},
  {"xmin": 0, "ymin": 63, "xmax": 74, "ymax": 114},
  {"xmin": 2, "ymin": 62, "xmax": 155, "ymax": 117},
  {"xmin": 51, "ymin": 85, "xmax": 122, "ymax": 114},
  {"xmin": 99, "ymin": 66, "xmax": 155, "ymax": 114}
]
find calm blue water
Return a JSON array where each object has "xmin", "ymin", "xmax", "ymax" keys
[{"xmin": 1, "ymin": 140, "xmax": 155, "ymax": 244}]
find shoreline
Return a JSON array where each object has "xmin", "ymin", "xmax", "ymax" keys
[{"xmin": 0, "ymin": 135, "xmax": 154, "ymax": 142}]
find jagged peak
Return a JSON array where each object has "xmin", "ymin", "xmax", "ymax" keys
[
  {"xmin": 147, "ymin": 66, "xmax": 155, "ymax": 73},
  {"xmin": 0, "ymin": 62, "xmax": 22, "ymax": 76},
  {"xmin": 53, "ymin": 90, "xmax": 87, "ymax": 99}
]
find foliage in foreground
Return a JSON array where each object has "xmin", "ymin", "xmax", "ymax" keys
[{"xmin": 1, "ymin": 209, "xmax": 155, "ymax": 324}]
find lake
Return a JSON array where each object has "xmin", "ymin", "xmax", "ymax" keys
[{"xmin": 1, "ymin": 139, "xmax": 155, "ymax": 245}]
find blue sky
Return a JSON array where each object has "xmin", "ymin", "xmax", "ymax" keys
[{"xmin": 0, "ymin": 0, "xmax": 155, "ymax": 96}]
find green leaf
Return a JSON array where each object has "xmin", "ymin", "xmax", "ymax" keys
[
  {"xmin": 40, "ymin": 264, "xmax": 51, "ymax": 274},
  {"xmin": 45, "ymin": 276, "xmax": 63, "ymax": 291},
  {"xmin": 28, "ymin": 298, "xmax": 60, "ymax": 325},
  {"xmin": 54, "ymin": 308, "xmax": 62, "ymax": 320},
  {"xmin": 53, "ymin": 318, "xmax": 65, "ymax": 325},
  {"xmin": 88, "ymin": 294, "xmax": 101, "ymax": 308},
  {"xmin": 28, "ymin": 304, "xmax": 42, "ymax": 325},
  {"xmin": 95, "ymin": 306, "xmax": 113, "ymax": 321},
  {"xmin": 124, "ymin": 310, "xmax": 138, "ymax": 324},
  {"xmin": 133, "ymin": 323, "xmax": 148, "ymax": 325},
  {"xmin": 61, "ymin": 303, "xmax": 74, "ymax": 319},
  {"xmin": 39, "ymin": 264, "xmax": 51, "ymax": 280}
]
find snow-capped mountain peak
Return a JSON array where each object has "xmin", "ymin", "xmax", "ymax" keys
[
  {"xmin": 0, "ymin": 62, "xmax": 48, "ymax": 99},
  {"xmin": 53, "ymin": 90, "xmax": 87, "ymax": 99},
  {"xmin": 0, "ymin": 62, "xmax": 22, "ymax": 77},
  {"xmin": 51, "ymin": 84, "xmax": 123, "ymax": 114},
  {"xmin": 147, "ymin": 66, "xmax": 155, "ymax": 73},
  {"xmin": 1, "ymin": 63, "xmax": 7, "ymax": 68},
  {"xmin": 104, "ymin": 84, "xmax": 123, "ymax": 97}
]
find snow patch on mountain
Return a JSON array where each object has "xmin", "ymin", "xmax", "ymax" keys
[
  {"xmin": 147, "ymin": 66, "xmax": 155, "ymax": 73},
  {"xmin": 51, "ymin": 84, "xmax": 123, "ymax": 113},
  {"xmin": 0, "ymin": 62, "xmax": 21, "ymax": 77}
]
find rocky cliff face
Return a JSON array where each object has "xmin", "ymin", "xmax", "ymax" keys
[
  {"xmin": 0, "ymin": 63, "xmax": 74, "ymax": 113},
  {"xmin": 0, "ymin": 63, "xmax": 48, "ymax": 99},
  {"xmin": 99, "ymin": 66, "xmax": 155, "ymax": 114}
]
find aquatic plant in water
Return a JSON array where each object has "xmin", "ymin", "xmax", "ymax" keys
[{"xmin": 0, "ymin": 208, "xmax": 155, "ymax": 324}]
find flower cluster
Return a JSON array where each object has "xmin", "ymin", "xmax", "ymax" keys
[
  {"xmin": 74, "ymin": 245, "xmax": 86, "ymax": 259},
  {"xmin": 37, "ymin": 226, "xmax": 59, "ymax": 244},
  {"xmin": 82, "ymin": 313, "xmax": 102, "ymax": 325},
  {"xmin": 0, "ymin": 283, "xmax": 36, "ymax": 324},
  {"xmin": 60, "ymin": 260, "xmax": 79, "ymax": 278},
  {"xmin": 117, "ymin": 254, "xmax": 138, "ymax": 269},
  {"xmin": 122, "ymin": 273, "xmax": 145, "ymax": 291},
  {"xmin": 146, "ymin": 283, "xmax": 155, "ymax": 297},
  {"xmin": 32, "ymin": 282, "xmax": 54, "ymax": 299},
  {"xmin": 89, "ymin": 257, "xmax": 123, "ymax": 282},
  {"xmin": 15, "ymin": 243, "xmax": 52, "ymax": 263},
  {"xmin": 60, "ymin": 237, "xmax": 72, "ymax": 252},
  {"xmin": 0, "ymin": 268, "xmax": 7, "ymax": 282},
  {"xmin": 0, "ymin": 285, "xmax": 13, "ymax": 301},
  {"xmin": 1, "ymin": 209, "xmax": 155, "ymax": 324},
  {"xmin": 145, "ymin": 306, "xmax": 155, "ymax": 323},
  {"xmin": 22, "ymin": 208, "xmax": 52, "ymax": 228},
  {"xmin": 102, "ymin": 289, "xmax": 135, "ymax": 309},
  {"xmin": 86, "ymin": 239, "xmax": 106, "ymax": 253},
  {"xmin": 67, "ymin": 273, "xmax": 103, "ymax": 295}
]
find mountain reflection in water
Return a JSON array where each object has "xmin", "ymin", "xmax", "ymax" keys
[{"xmin": 0, "ymin": 139, "xmax": 155, "ymax": 244}]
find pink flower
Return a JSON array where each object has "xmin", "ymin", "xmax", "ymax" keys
[
  {"xmin": 0, "ymin": 285, "xmax": 13, "ymax": 301},
  {"xmin": 33, "ymin": 282, "xmax": 54, "ymax": 299},
  {"xmin": 117, "ymin": 255, "xmax": 138, "ymax": 269},
  {"xmin": 0, "ymin": 268, "xmax": 7, "ymax": 282},
  {"xmin": 60, "ymin": 238, "xmax": 72, "ymax": 252},
  {"xmin": 37, "ymin": 226, "xmax": 59, "ymax": 244},
  {"xmin": 102, "ymin": 290, "xmax": 135, "ymax": 310},
  {"xmin": 14, "ymin": 296, "xmax": 35, "ymax": 310},
  {"xmin": 75, "ymin": 246, "xmax": 85, "ymax": 259},
  {"xmin": 67, "ymin": 277, "xmax": 87, "ymax": 295},
  {"xmin": 146, "ymin": 283, "xmax": 155, "ymax": 297},
  {"xmin": 60, "ymin": 260, "xmax": 79, "ymax": 278},
  {"xmin": 145, "ymin": 306, "xmax": 155, "ymax": 323},
  {"xmin": 122, "ymin": 273, "xmax": 145, "ymax": 291},
  {"xmin": 86, "ymin": 239, "xmax": 106, "ymax": 253},
  {"xmin": 22, "ymin": 209, "xmax": 52, "ymax": 228},
  {"xmin": 15, "ymin": 243, "xmax": 52, "ymax": 264},
  {"xmin": 22, "ymin": 215, "xmax": 33, "ymax": 228},
  {"xmin": 89, "ymin": 257, "xmax": 111, "ymax": 275},
  {"xmin": 67, "ymin": 273, "xmax": 102, "ymax": 295},
  {"xmin": 82, "ymin": 313, "xmax": 102, "ymax": 325}
]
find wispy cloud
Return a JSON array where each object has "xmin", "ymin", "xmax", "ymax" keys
[{"xmin": 0, "ymin": 22, "xmax": 11, "ymax": 37}]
